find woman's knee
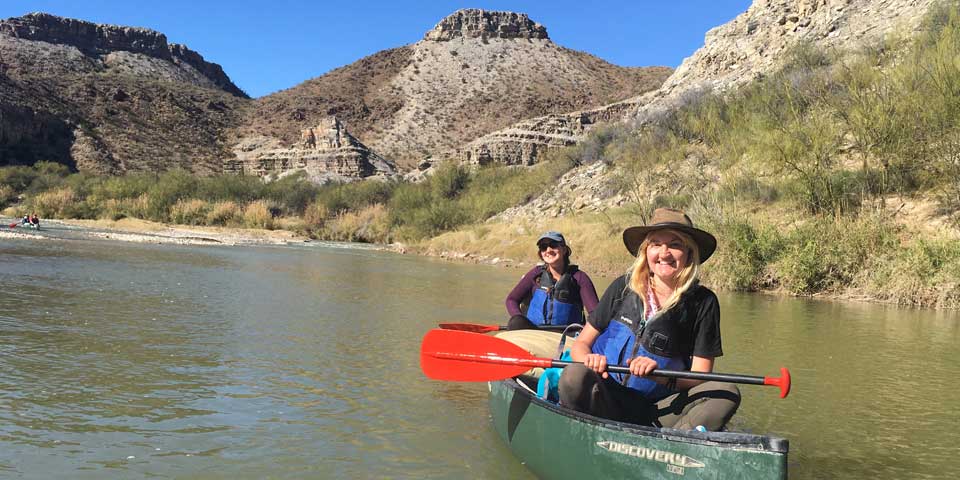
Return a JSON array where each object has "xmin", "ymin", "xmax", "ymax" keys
[
  {"xmin": 690, "ymin": 381, "xmax": 741, "ymax": 404},
  {"xmin": 558, "ymin": 364, "xmax": 593, "ymax": 407}
]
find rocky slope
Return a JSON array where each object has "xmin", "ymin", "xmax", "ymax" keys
[
  {"xmin": 489, "ymin": 0, "xmax": 942, "ymax": 222},
  {"xmin": 629, "ymin": 0, "xmax": 939, "ymax": 123},
  {"xmin": 239, "ymin": 9, "xmax": 671, "ymax": 169},
  {"xmin": 0, "ymin": 12, "xmax": 248, "ymax": 174}
]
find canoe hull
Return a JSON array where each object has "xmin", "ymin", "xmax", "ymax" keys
[{"xmin": 488, "ymin": 379, "xmax": 788, "ymax": 480}]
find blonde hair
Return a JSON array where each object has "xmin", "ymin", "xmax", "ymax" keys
[{"xmin": 626, "ymin": 229, "xmax": 701, "ymax": 313}]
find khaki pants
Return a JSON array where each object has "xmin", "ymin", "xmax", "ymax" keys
[{"xmin": 558, "ymin": 363, "xmax": 741, "ymax": 430}]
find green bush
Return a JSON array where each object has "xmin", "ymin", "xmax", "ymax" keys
[{"xmin": 429, "ymin": 162, "xmax": 470, "ymax": 200}]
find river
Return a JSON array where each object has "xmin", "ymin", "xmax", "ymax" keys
[{"xmin": 1, "ymin": 235, "xmax": 958, "ymax": 479}]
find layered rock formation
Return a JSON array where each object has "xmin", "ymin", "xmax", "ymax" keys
[
  {"xmin": 226, "ymin": 117, "xmax": 396, "ymax": 182},
  {"xmin": 240, "ymin": 9, "xmax": 670, "ymax": 169}
]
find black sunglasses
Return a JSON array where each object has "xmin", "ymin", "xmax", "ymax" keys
[{"xmin": 538, "ymin": 241, "xmax": 563, "ymax": 251}]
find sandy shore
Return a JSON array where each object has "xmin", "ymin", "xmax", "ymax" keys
[{"xmin": 0, "ymin": 217, "xmax": 309, "ymax": 246}]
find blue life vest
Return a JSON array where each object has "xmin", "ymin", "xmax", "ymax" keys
[
  {"xmin": 526, "ymin": 265, "xmax": 584, "ymax": 326},
  {"xmin": 591, "ymin": 283, "xmax": 691, "ymax": 401}
]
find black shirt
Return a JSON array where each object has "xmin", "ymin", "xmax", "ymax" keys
[{"xmin": 587, "ymin": 275, "xmax": 723, "ymax": 358}]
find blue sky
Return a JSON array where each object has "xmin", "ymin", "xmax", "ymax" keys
[{"xmin": 1, "ymin": 1, "xmax": 752, "ymax": 98}]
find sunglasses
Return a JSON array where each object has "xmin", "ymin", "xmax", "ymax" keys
[{"xmin": 538, "ymin": 241, "xmax": 563, "ymax": 252}]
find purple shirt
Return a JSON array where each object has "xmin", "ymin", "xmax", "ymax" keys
[{"xmin": 505, "ymin": 265, "xmax": 600, "ymax": 317}]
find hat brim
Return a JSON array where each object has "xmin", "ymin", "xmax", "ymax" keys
[{"xmin": 622, "ymin": 223, "xmax": 717, "ymax": 263}]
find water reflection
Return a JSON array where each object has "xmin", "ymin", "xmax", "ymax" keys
[{"xmin": 1, "ymin": 237, "xmax": 958, "ymax": 479}]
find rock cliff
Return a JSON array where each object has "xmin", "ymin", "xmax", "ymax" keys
[
  {"xmin": 0, "ymin": 12, "xmax": 246, "ymax": 97},
  {"xmin": 226, "ymin": 117, "xmax": 395, "ymax": 183},
  {"xmin": 423, "ymin": 9, "xmax": 548, "ymax": 41}
]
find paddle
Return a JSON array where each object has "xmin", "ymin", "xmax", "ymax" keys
[
  {"xmin": 438, "ymin": 322, "xmax": 571, "ymax": 333},
  {"xmin": 420, "ymin": 329, "xmax": 791, "ymax": 398},
  {"xmin": 8, "ymin": 222, "xmax": 16, "ymax": 228}
]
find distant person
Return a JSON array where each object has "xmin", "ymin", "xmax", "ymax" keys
[
  {"xmin": 559, "ymin": 208, "xmax": 740, "ymax": 431},
  {"xmin": 504, "ymin": 231, "xmax": 599, "ymax": 330},
  {"xmin": 21, "ymin": 214, "xmax": 29, "ymax": 226},
  {"xmin": 29, "ymin": 214, "xmax": 40, "ymax": 230}
]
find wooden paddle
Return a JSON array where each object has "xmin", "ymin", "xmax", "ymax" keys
[
  {"xmin": 420, "ymin": 329, "xmax": 791, "ymax": 398},
  {"xmin": 438, "ymin": 322, "xmax": 571, "ymax": 333}
]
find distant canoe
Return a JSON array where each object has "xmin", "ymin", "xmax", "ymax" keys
[{"xmin": 488, "ymin": 379, "xmax": 788, "ymax": 480}]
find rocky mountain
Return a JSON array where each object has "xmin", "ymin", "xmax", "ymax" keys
[
  {"xmin": 0, "ymin": 12, "xmax": 248, "ymax": 174},
  {"xmin": 483, "ymin": 0, "xmax": 942, "ymax": 221},
  {"xmin": 238, "ymin": 9, "xmax": 672, "ymax": 170},
  {"xmin": 629, "ymin": 0, "xmax": 939, "ymax": 123},
  {"xmin": 1, "ymin": 10, "xmax": 671, "ymax": 180}
]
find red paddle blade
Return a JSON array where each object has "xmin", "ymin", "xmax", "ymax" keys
[
  {"xmin": 420, "ymin": 329, "xmax": 550, "ymax": 382},
  {"xmin": 763, "ymin": 367, "xmax": 792, "ymax": 398},
  {"xmin": 8, "ymin": 223, "xmax": 16, "ymax": 228},
  {"xmin": 437, "ymin": 322, "xmax": 500, "ymax": 333}
]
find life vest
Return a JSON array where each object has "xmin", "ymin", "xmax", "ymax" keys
[
  {"xmin": 526, "ymin": 265, "xmax": 584, "ymax": 326},
  {"xmin": 591, "ymin": 279, "xmax": 700, "ymax": 401}
]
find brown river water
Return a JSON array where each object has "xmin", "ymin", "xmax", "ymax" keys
[{"xmin": 1, "ymin": 232, "xmax": 958, "ymax": 479}]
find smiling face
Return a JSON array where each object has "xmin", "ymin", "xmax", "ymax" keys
[
  {"xmin": 644, "ymin": 230, "xmax": 689, "ymax": 287},
  {"xmin": 538, "ymin": 240, "xmax": 567, "ymax": 270}
]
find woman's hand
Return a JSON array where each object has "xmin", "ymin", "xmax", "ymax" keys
[
  {"xmin": 583, "ymin": 353, "xmax": 609, "ymax": 378},
  {"xmin": 628, "ymin": 356, "xmax": 658, "ymax": 377}
]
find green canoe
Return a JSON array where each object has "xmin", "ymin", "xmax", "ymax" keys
[{"xmin": 488, "ymin": 378, "xmax": 789, "ymax": 480}]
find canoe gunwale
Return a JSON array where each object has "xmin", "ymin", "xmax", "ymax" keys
[{"xmin": 495, "ymin": 378, "xmax": 789, "ymax": 454}]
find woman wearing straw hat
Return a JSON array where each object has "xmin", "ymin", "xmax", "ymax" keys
[
  {"xmin": 558, "ymin": 208, "xmax": 740, "ymax": 430},
  {"xmin": 504, "ymin": 231, "xmax": 599, "ymax": 330}
]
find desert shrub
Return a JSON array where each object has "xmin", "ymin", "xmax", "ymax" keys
[
  {"xmin": 302, "ymin": 202, "xmax": 329, "ymax": 230},
  {"xmin": 457, "ymin": 163, "xmax": 554, "ymax": 220},
  {"xmin": 243, "ymin": 200, "xmax": 276, "ymax": 229},
  {"xmin": 0, "ymin": 184, "xmax": 14, "ymax": 209},
  {"xmin": 429, "ymin": 162, "xmax": 470, "ymax": 200},
  {"xmin": 30, "ymin": 187, "xmax": 76, "ymax": 218},
  {"xmin": 261, "ymin": 173, "xmax": 321, "ymax": 215},
  {"xmin": 710, "ymin": 217, "xmax": 784, "ymax": 291},
  {"xmin": 205, "ymin": 201, "xmax": 242, "ymax": 226},
  {"xmin": 325, "ymin": 204, "xmax": 391, "ymax": 243},
  {"xmin": 0, "ymin": 166, "xmax": 39, "ymax": 194},
  {"xmin": 170, "ymin": 199, "xmax": 211, "ymax": 225},
  {"xmin": 32, "ymin": 161, "xmax": 72, "ymax": 178},
  {"xmin": 861, "ymin": 236, "xmax": 960, "ymax": 307},
  {"xmin": 772, "ymin": 214, "xmax": 896, "ymax": 295},
  {"xmin": 387, "ymin": 183, "xmax": 432, "ymax": 225},
  {"xmin": 143, "ymin": 170, "xmax": 199, "ymax": 222},
  {"xmin": 315, "ymin": 179, "xmax": 396, "ymax": 215},
  {"xmin": 196, "ymin": 174, "xmax": 263, "ymax": 203},
  {"xmin": 410, "ymin": 200, "xmax": 468, "ymax": 238},
  {"xmin": 91, "ymin": 174, "xmax": 154, "ymax": 201}
]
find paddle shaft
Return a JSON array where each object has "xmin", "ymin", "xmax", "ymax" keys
[
  {"xmin": 556, "ymin": 360, "xmax": 774, "ymax": 385},
  {"xmin": 431, "ymin": 352, "xmax": 768, "ymax": 384},
  {"xmin": 421, "ymin": 330, "xmax": 791, "ymax": 397}
]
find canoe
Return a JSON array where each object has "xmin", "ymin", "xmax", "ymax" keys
[{"xmin": 488, "ymin": 378, "xmax": 789, "ymax": 480}]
